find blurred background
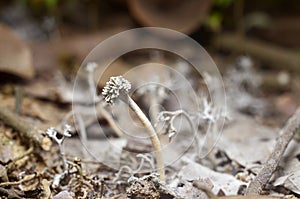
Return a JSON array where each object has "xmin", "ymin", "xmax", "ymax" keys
[
  {"xmin": 1, "ymin": 0, "xmax": 300, "ymax": 70},
  {"xmin": 1, "ymin": 0, "xmax": 300, "ymax": 41}
]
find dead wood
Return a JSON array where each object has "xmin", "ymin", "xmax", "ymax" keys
[
  {"xmin": 0, "ymin": 105, "xmax": 51, "ymax": 150},
  {"xmin": 246, "ymin": 107, "xmax": 300, "ymax": 195}
]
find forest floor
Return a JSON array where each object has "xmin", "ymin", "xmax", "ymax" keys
[{"xmin": 0, "ymin": 14, "xmax": 300, "ymax": 198}]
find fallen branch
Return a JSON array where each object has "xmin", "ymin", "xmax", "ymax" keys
[
  {"xmin": 213, "ymin": 34, "xmax": 300, "ymax": 73},
  {"xmin": 246, "ymin": 107, "xmax": 300, "ymax": 195},
  {"xmin": 0, "ymin": 105, "xmax": 51, "ymax": 150}
]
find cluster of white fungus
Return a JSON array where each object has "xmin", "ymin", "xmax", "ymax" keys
[{"xmin": 102, "ymin": 76, "xmax": 131, "ymax": 104}]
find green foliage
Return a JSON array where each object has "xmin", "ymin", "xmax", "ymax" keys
[
  {"xmin": 205, "ymin": 0, "xmax": 235, "ymax": 32},
  {"xmin": 44, "ymin": 0, "xmax": 59, "ymax": 11},
  {"xmin": 206, "ymin": 12, "xmax": 223, "ymax": 32},
  {"xmin": 213, "ymin": 0, "xmax": 234, "ymax": 8},
  {"xmin": 16, "ymin": 0, "xmax": 59, "ymax": 14}
]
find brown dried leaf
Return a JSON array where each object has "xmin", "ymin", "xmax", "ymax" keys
[{"xmin": 0, "ymin": 24, "xmax": 34, "ymax": 79}]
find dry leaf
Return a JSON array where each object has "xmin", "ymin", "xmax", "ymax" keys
[
  {"xmin": 178, "ymin": 161, "xmax": 247, "ymax": 195},
  {"xmin": 217, "ymin": 114, "xmax": 276, "ymax": 169},
  {"xmin": 0, "ymin": 23, "xmax": 34, "ymax": 79}
]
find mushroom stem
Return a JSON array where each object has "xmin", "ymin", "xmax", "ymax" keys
[
  {"xmin": 125, "ymin": 94, "xmax": 165, "ymax": 182},
  {"xmin": 102, "ymin": 76, "xmax": 165, "ymax": 181}
]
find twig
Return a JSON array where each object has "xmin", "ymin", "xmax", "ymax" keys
[
  {"xmin": 246, "ymin": 107, "xmax": 300, "ymax": 195},
  {"xmin": 68, "ymin": 160, "xmax": 84, "ymax": 181},
  {"xmin": 213, "ymin": 34, "xmax": 300, "ymax": 73},
  {"xmin": 10, "ymin": 146, "xmax": 34, "ymax": 163},
  {"xmin": 0, "ymin": 105, "xmax": 51, "ymax": 150},
  {"xmin": 0, "ymin": 173, "xmax": 36, "ymax": 187}
]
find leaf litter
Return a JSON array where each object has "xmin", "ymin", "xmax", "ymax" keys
[{"xmin": 0, "ymin": 51, "xmax": 300, "ymax": 199}]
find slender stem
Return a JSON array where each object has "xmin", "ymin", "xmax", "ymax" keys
[
  {"xmin": 96, "ymin": 104, "xmax": 123, "ymax": 137},
  {"xmin": 75, "ymin": 112, "xmax": 89, "ymax": 167},
  {"xmin": 149, "ymin": 94, "xmax": 160, "ymax": 125},
  {"xmin": 14, "ymin": 86, "xmax": 23, "ymax": 114},
  {"xmin": 125, "ymin": 94, "xmax": 165, "ymax": 182},
  {"xmin": 86, "ymin": 63, "xmax": 123, "ymax": 137},
  {"xmin": 60, "ymin": 138, "xmax": 68, "ymax": 172},
  {"xmin": 102, "ymin": 76, "xmax": 165, "ymax": 181},
  {"xmin": 246, "ymin": 107, "xmax": 300, "ymax": 195}
]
